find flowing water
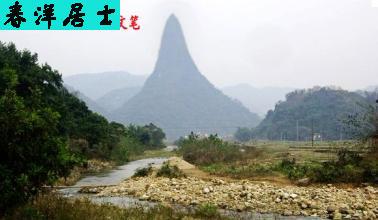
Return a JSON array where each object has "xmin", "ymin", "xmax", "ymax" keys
[{"xmin": 59, "ymin": 157, "xmax": 167, "ymax": 195}]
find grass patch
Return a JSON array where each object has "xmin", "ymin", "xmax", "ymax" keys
[
  {"xmin": 274, "ymin": 148, "xmax": 378, "ymax": 183},
  {"xmin": 195, "ymin": 203, "xmax": 221, "ymax": 219},
  {"xmin": 201, "ymin": 163, "xmax": 275, "ymax": 179},
  {"xmin": 4, "ymin": 193, "xmax": 229, "ymax": 220},
  {"xmin": 200, "ymin": 144, "xmax": 377, "ymax": 183}
]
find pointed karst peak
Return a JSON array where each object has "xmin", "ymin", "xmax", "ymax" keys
[
  {"xmin": 154, "ymin": 14, "xmax": 195, "ymax": 73},
  {"xmin": 160, "ymin": 14, "xmax": 187, "ymax": 52},
  {"xmin": 165, "ymin": 14, "xmax": 183, "ymax": 33},
  {"xmin": 167, "ymin": 14, "xmax": 180, "ymax": 26},
  {"xmin": 113, "ymin": 14, "xmax": 261, "ymax": 140}
]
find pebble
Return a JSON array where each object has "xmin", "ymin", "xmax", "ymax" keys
[
  {"xmin": 290, "ymin": 193, "xmax": 298, "ymax": 199},
  {"xmin": 327, "ymin": 205, "xmax": 337, "ymax": 213},
  {"xmin": 203, "ymin": 187, "xmax": 210, "ymax": 194}
]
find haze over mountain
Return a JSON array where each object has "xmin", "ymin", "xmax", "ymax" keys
[
  {"xmin": 63, "ymin": 71, "xmax": 146, "ymax": 100},
  {"xmin": 96, "ymin": 86, "xmax": 142, "ymax": 112},
  {"xmin": 112, "ymin": 15, "xmax": 260, "ymax": 139},
  {"xmin": 364, "ymin": 85, "xmax": 378, "ymax": 92},
  {"xmin": 253, "ymin": 87, "xmax": 370, "ymax": 141},
  {"xmin": 65, "ymin": 85, "xmax": 108, "ymax": 116},
  {"xmin": 222, "ymin": 84, "xmax": 295, "ymax": 117}
]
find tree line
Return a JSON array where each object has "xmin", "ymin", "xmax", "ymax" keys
[{"xmin": 0, "ymin": 42, "xmax": 165, "ymax": 214}]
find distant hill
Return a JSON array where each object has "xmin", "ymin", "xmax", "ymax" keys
[
  {"xmin": 253, "ymin": 87, "xmax": 369, "ymax": 141},
  {"xmin": 65, "ymin": 85, "xmax": 108, "ymax": 116},
  {"xmin": 222, "ymin": 84, "xmax": 295, "ymax": 117},
  {"xmin": 63, "ymin": 71, "xmax": 146, "ymax": 100},
  {"xmin": 357, "ymin": 88, "xmax": 378, "ymax": 104},
  {"xmin": 96, "ymin": 86, "xmax": 142, "ymax": 112},
  {"xmin": 364, "ymin": 85, "xmax": 378, "ymax": 92},
  {"xmin": 112, "ymin": 15, "xmax": 260, "ymax": 139}
]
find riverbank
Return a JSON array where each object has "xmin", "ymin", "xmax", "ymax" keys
[
  {"xmin": 95, "ymin": 157, "xmax": 378, "ymax": 220},
  {"xmin": 55, "ymin": 160, "xmax": 115, "ymax": 186},
  {"xmin": 55, "ymin": 148, "xmax": 176, "ymax": 186}
]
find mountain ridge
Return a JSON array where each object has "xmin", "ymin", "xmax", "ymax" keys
[
  {"xmin": 64, "ymin": 71, "xmax": 146, "ymax": 100},
  {"xmin": 112, "ymin": 15, "xmax": 261, "ymax": 139}
]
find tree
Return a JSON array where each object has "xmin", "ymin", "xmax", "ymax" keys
[
  {"xmin": 124, "ymin": 123, "xmax": 166, "ymax": 149},
  {"xmin": 0, "ymin": 42, "xmax": 168, "ymax": 213},
  {"xmin": 234, "ymin": 127, "xmax": 253, "ymax": 142},
  {"xmin": 0, "ymin": 43, "xmax": 77, "ymax": 212}
]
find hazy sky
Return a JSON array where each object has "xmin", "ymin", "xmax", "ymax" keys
[{"xmin": 1, "ymin": 0, "xmax": 378, "ymax": 90}]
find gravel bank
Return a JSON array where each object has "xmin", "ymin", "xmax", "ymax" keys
[{"xmin": 97, "ymin": 176, "xmax": 377, "ymax": 219}]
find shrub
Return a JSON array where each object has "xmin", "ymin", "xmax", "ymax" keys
[
  {"xmin": 275, "ymin": 158, "xmax": 314, "ymax": 180},
  {"xmin": 133, "ymin": 166, "xmax": 153, "ymax": 177},
  {"xmin": 336, "ymin": 148, "xmax": 362, "ymax": 166},
  {"xmin": 156, "ymin": 162, "xmax": 186, "ymax": 178},
  {"xmin": 179, "ymin": 133, "xmax": 242, "ymax": 166},
  {"xmin": 361, "ymin": 157, "xmax": 378, "ymax": 183}
]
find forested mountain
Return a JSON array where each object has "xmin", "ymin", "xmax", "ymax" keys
[
  {"xmin": 222, "ymin": 84, "xmax": 295, "ymax": 117},
  {"xmin": 63, "ymin": 71, "xmax": 146, "ymax": 100},
  {"xmin": 253, "ymin": 87, "xmax": 370, "ymax": 141},
  {"xmin": 96, "ymin": 86, "xmax": 141, "ymax": 112},
  {"xmin": 65, "ymin": 84, "xmax": 108, "ymax": 116},
  {"xmin": 357, "ymin": 87, "xmax": 378, "ymax": 104},
  {"xmin": 112, "ymin": 15, "xmax": 260, "ymax": 139}
]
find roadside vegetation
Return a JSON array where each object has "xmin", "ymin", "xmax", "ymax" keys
[{"xmin": 129, "ymin": 148, "xmax": 178, "ymax": 161}]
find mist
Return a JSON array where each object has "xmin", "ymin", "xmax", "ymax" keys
[{"xmin": 1, "ymin": 0, "xmax": 378, "ymax": 90}]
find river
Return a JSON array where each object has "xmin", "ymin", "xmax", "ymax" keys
[{"xmin": 59, "ymin": 157, "xmax": 321, "ymax": 220}]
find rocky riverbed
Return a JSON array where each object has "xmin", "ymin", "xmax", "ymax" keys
[
  {"xmin": 75, "ymin": 157, "xmax": 377, "ymax": 220},
  {"xmin": 96, "ymin": 176, "xmax": 377, "ymax": 219}
]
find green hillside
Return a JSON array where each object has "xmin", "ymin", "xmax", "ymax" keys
[{"xmin": 253, "ymin": 87, "xmax": 370, "ymax": 141}]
